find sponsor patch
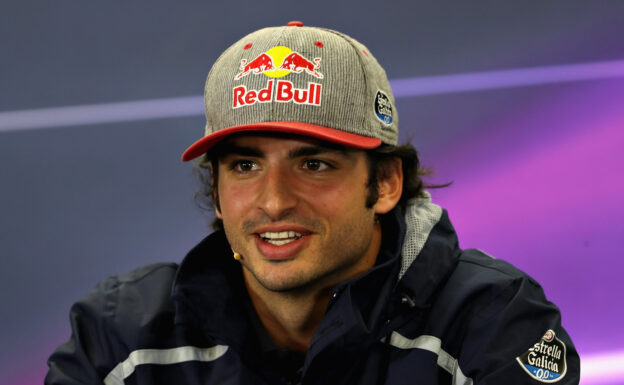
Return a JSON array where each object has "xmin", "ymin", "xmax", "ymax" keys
[
  {"xmin": 231, "ymin": 46, "xmax": 323, "ymax": 108},
  {"xmin": 516, "ymin": 330, "xmax": 567, "ymax": 383},
  {"xmin": 374, "ymin": 90, "xmax": 393, "ymax": 126}
]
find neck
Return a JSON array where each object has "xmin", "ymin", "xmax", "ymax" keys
[
  {"xmin": 245, "ymin": 282, "xmax": 330, "ymax": 352},
  {"xmin": 243, "ymin": 223, "xmax": 382, "ymax": 353}
]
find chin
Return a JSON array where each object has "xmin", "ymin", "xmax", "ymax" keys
[{"xmin": 252, "ymin": 271, "xmax": 323, "ymax": 293}]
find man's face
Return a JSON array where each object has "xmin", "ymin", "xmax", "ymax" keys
[{"xmin": 215, "ymin": 135, "xmax": 392, "ymax": 294}]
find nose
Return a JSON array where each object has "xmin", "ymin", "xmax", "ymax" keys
[{"xmin": 256, "ymin": 164, "xmax": 298, "ymax": 220}]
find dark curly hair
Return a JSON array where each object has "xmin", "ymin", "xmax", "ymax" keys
[{"xmin": 194, "ymin": 141, "xmax": 446, "ymax": 231}]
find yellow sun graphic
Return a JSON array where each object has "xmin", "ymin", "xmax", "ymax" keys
[{"xmin": 263, "ymin": 46, "xmax": 293, "ymax": 78}]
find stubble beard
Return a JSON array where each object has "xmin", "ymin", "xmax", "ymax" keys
[{"xmin": 229, "ymin": 212, "xmax": 378, "ymax": 295}]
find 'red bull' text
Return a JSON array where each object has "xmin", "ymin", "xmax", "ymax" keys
[{"xmin": 233, "ymin": 80, "xmax": 322, "ymax": 108}]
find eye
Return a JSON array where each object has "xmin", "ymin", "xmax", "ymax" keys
[
  {"xmin": 232, "ymin": 159, "xmax": 259, "ymax": 173},
  {"xmin": 302, "ymin": 159, "xmax": 331, "ymax": 172}
]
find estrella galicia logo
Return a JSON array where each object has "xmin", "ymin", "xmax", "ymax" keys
[
  {"xmin": 374, "ymin": 90, "xmax": 393, "ymax": 126},
  {"xmin": 516, "ymin": 330, "xmax": 567, "ymax": 383}
]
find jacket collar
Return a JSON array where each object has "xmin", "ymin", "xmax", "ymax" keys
[
  {"xmin": 395, "ymin": 210, "xmax": 461, "ymax": 311},
  {"xmin": 394, "ymin": 194, "xmax": 461, "ymax": 310}
]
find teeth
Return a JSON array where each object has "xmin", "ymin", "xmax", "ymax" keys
[
  {"xmin": 266, "ymin": 239, "xmax": 294, "ymax": 246},
  {"xmin": 260, "ymin": 231, "xmax": 302, "ymax": 239},
  {"xmin": 259, "ymin": 231, "xmax": 304, "ymax": 246}
]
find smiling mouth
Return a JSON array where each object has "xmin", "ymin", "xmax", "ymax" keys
[{"xmin": 258, "ymin": 231, "xmax": 305, "ymax": 246}]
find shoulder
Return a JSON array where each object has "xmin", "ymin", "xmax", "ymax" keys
[
  {"xmin": 428, "ymin": 250, "xmax": 580, "ymax": 383},
  {"xmin": 457, "ymin": 248, "xmax": 540, "ymax": 283},
  {"xmin": 453, "ymin": 248, "xmax": 543, "ymax": 293},
  {"xmin": 437, "ymin": 248, "xmax": 550, "ymax": 322},
  {"xmin": 115, "ymin": 262, "xmax": 179, "ymax": 283},
  {"xmin": 73, "ymin": 262, "xmax": 179, "ymax": 339},
  {"xmin": 422, "ymin": 248, "xmax": 563, "ymax": 355},
  {"xmin": 87, "ymin": 262, "xmax": 179, "ymax": 301},
  {"xmin": 46, "ymin": 263, "xmax": 181, "ymax": 383}
]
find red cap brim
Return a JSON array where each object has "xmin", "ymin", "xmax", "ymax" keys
[{"xmin": 181, "ymin": 121, "xmax": 382, "ymax": 161}]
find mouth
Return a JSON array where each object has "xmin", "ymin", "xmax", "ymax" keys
[
  {"xmin": 258, "ymin": 231, "xmax": 305, "ymax": 246},
  {"xmin": 252, "ymin": 227, "xmax": 313, "ymax": 260}
]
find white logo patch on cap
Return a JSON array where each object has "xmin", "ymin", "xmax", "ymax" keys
[
  {"xmin": 516, "ymin": 329, "xmax": 567, "ymax": 383},
  {"xmin": 374, "ymin": 90, "xmax": 393, "ymax": 126}
]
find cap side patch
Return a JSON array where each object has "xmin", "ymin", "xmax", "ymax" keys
[
  {"xmin": 516, "ymin": 329, "xmax": 567, "ymax": 383},
  {"xmin": 374, "ymin": 90, "xmax": 393, "ymax": 126}
]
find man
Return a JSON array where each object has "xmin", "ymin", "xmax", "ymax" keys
[{"xmin": 46, "ymin": 22, "xmax": 580, "ymax": 384}]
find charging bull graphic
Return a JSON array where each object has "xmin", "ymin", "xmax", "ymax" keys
[
  {"xmin": 234, "ymin": 53, "xmax": 276, "ymax": 80},
  {"xmin": 234, "ymin": 46, "xmax": 323, "ymax": 80}
]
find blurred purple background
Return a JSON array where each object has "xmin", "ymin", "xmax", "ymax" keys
[{"xmin": 1, "ymin": 2, "xmax": 623, "ymax": 384}]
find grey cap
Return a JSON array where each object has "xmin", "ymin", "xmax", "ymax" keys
[{"xmin": 182, "ymin": 21, "xmax": 398, "ymax": 161}]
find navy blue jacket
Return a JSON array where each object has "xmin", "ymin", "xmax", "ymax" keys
[{"xmin": 46, "ymin": 197, "xmax": 580, "ymax": 384}]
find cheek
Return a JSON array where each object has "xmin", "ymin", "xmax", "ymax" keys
[
  {"xmin": 303, "ymin": 180, "xmax": 370, "ymax": 219},
  {"xmin": 217, "ymin": 182, "xmax": 255, "ymax": 219}
]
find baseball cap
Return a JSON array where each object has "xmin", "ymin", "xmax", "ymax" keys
[{"xmin": 181, "ymin": 21, "xmax": 398, "ymax": 161}]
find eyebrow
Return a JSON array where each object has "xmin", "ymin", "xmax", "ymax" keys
[
  {"xmin": 288, "ymin": 145, "xmax": 352, "ymax": 159},
  {"xmin": 216, "ymin": 143, "xmax": 263, "ymax": 158},
  {"xmin": 216, "ymin": 143, "xmax": 353, "ymax": 160}
]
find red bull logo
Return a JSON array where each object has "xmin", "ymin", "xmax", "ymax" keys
[
  {"xmin": 232, "ymin": 46, "xmax": 323, "ymax": 108},
  {"xmin": 233, "ymin": 80, "xmax": 322, "ymax": 109},
  {"xmin": 234, "ymin": 46, "xmax": 323, "ymax": 80}
]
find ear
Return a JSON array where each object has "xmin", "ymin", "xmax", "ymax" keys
[
  {"xmin": 373, "ymin": 158, "xmax": 403, "ymax": 215},
  {"xmin": 215, "ymin": 199, "xmax": 223, "ymax": 219},
  {"xmin": 210, "ymin": 163, "xmax": 223, "ymax": 219}
]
